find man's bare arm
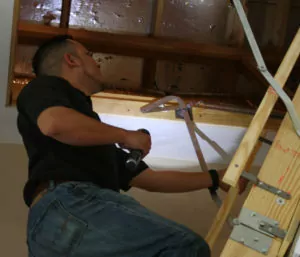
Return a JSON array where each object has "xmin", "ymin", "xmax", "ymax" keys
[
  {"xmin": 130, "ymin": 168, "xmax": 247, "ymax": 194},
  {"xmin": 37, "ymin": 106, "xmax": 151, "ymax": 153}
]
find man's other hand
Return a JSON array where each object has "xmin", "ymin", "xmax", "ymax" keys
[{"xmin": 123, "ymin": 130, "xmax": 152, "ymax": 157}]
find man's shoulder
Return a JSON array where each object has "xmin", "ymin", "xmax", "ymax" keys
[
  {"xmin": 23, "ymin": 76, "xmax": 69, "ymax": 90},
  {"xmin": 17, "ymin": 76, "xmax": 70, "ymax": 103}
]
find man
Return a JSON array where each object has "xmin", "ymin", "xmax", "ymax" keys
[{"xmin": 17, "ymin": 35, "xmax": 246, "ymax": 257}]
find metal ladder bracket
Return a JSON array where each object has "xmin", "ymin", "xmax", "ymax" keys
[
  {"xmin": 175, "ymin": 104, "xmax": 193, "ymax": 120},
  {"xmin": 241, "ymin": 171, "xmax": 291, "ymax": 200},
  {"xmin": 230, "ymin": 207, "xmax": 287, "ymax": 255}
]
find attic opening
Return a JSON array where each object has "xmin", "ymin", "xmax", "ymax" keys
[{"xmin": 7, "ymin": 0, "xmax": 300, "ymax": 123}]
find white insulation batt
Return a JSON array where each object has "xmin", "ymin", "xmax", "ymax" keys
[{"xmin": 100, "ymin": 113, "xmax": 276, "ymax": 169}]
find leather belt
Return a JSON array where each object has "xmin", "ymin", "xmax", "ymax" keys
[{"xmin": 30, "ymin": 180, "xmax": 72, "ymax": 208}]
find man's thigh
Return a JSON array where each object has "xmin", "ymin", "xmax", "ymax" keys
[{"xmin": 27, "ymin": 182, "xmax": 210, "ymax": 257}]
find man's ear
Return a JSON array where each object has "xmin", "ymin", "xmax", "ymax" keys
[{"xmin": 63, "ymin": 53, "xmax": 80, "ymax": 68}]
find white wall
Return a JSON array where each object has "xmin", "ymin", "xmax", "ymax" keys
[{"xmin": 0, "ymin": 1, "xmax": 21, "ymax": 144}]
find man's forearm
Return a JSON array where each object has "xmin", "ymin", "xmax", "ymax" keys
[
  {"xmin": 150, "ymin": 171, "xmax": 214, "ymax": 192},
  {"xmin": 131, "ymin": 169, "xmax": 216, "ymax": 193},
  {"xmin": 38, "ymin": 106, "xmax": 127, "ymax": 146}
]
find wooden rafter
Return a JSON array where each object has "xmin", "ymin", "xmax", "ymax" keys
[
  {"xmin": 141, "ymin": 0, "xmax": 164, "ymax": 89},
  {"xmin": 224, "ymin": 0, "xmax": 248, "ymax": 94},
  {"xmin": 17, "ymin": 22, "xmax": 243, "ymax": 63},
  {"xmin": 271, "ymin": 0, "xmax": 291, "ymax": 49},
  {"xmin": 225, "ymin": 0, "xmax": 248, "ymax": 47},
  {"xmin": 6, "ymin": 0, "xmax": 20, "ymax": 106},
  {"xmin": 60, "ymin": 0, "xmax": 72, "ymax": 28}
]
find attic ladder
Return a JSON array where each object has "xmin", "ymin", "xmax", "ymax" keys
[
  {"xmin": 206, "ymin": 0, "xmax": 300, "ymax": 252},
  {"xmin": 216, "ymin": 28, "xmax": 300, "ymax": 256}
]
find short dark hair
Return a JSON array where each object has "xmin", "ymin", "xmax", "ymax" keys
[{"xmin": 32, "ymin": 35, "xmax": 74, "ymax": 76}]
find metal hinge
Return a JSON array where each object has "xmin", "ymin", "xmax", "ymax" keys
[{"xmin": 230, "ymin": 207, "xmax": 287, "ymax": 255}]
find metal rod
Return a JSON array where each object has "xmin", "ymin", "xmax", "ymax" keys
[
  {"xmin": 141, "ymin": 96, "xmax": 222, "ymax": 207},
  {"xmin": 232, "ymin": 0, "xmax": 300, "ymax": 137},
  {"xmin": 259, "ymin": 136, "xmax": 273, "ymax": 145}
]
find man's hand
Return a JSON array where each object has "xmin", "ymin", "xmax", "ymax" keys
[
  {"xmin": 123, "ymin": 130, "xmax": 152, "ymax": 157},
  {"xmin": 218, "ymin": 169, "xmax": 249, "ymax": 194}
]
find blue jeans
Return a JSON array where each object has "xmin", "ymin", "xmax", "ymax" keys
[{"xmin": 27, "ymin": 181, "xmax": 210, "ymax": 257}]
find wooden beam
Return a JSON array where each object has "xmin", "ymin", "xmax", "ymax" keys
[
  {"xmin": 222, "ymin": 0, "xmax": 248, "ymax": 94},
  {"xmin": 207, "ymin": 187, "xmax": 239, "ymax": 249},
  {"xmin": 17, "ymin": 22, "xmax": 243, "ymax": 64},
  {"xmin": 60, "ymin": 0, "xmax": 72, "ymax": 28},
  {"xmin": 206, "ymin": 130, "xmax": 266, "ymax": 249},
  {"xmin": 271, "ymin": 0, "xmax": 291, "ymax": 49},
  {"xmin": 141, "ymin": 59, "xmax": 157, "ymax": 89},
  {"xmin": 222, "ymin": 29, "xmax": 300, "ymax": 187},
  {"xmin": 91, "ymin": 93, "xmax": 280, "ymax": 130},
  {"xmin": 225, "ymin": 0, "xmax": 248, "ymax": 47},
  {"xmin": 6, "ymin": 0, "xmax": 20, "ymax": 106},
  {"xmin": 278, "ymin": 199, "xmax": 300, "ymax": 257},
  {"xmin": 141, "ymin": 0, "xmax": 164, "ymax": 89},
  {"xmin": 287, "ymin": 223, "xmax": 300, "ymax": 257}
]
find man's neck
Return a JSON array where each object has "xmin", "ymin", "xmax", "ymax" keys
[{"xmin": 61, "ymin": 74, "xmax": 92, "ymax": 96}]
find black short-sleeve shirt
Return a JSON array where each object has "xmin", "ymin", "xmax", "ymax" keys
[{"xmin": 17, "ymin": 76, "xmax": 148, "ymax": 207}]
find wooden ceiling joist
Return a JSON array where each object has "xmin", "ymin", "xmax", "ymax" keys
[
  {"xmin": 18, "ymin": 22, "xmax": 243, "ymax": 64},
  {"xmin": 141, "ymin": 0, "xmax": 164, "ymax": 89},
  {"xmin": 60, "ymin": 0, "xmax": 72, "ymax": 28}
]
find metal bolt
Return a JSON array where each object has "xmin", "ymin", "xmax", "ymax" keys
[
  {"xmin": 260, "ymin": 221, "xmax": 265, "ymax": 226},
  {"xmin": 276, "ymin": 198, "xmax": 285, "ymax": 205},
  {"xmin": 274, "ymin": 221, "xmax": 279, "ymax": 226},
  {"xmin": 268, "ymin": 227, "xmax": 273, "ymax": 233},
  {"xmin": 261, "ymin": 248, "xmax": 268, "ymax": 254},
  {"xmin": 240, "ymin": 238, "xmax": 245, "ymax": 244},
  {"xmin": 277, "ymin": 190, "xmax": 282, "ymax": 194},
  {"xmin": 254, "ymin": 237, "xmax": 259, "ymax": 242},
  {"xmin": 258, "ymin": 66, "xmax": 267, "ymax": 72},
  {"xmin": 251, "ymin": 212, "xmax": 256, "ymax": 217},
  {"xmin": 233, "ymin": 218, "xmax": 240, "ymax": 225}
]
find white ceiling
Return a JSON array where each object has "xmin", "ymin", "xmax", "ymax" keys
[{"xmin": 0, "ymin": 1, "xmax": 275, "ymax": 170}]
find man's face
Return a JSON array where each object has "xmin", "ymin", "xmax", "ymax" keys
[{"xmin": 72, "ymin": 40, "xmax": 102, "ymax": 90}]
